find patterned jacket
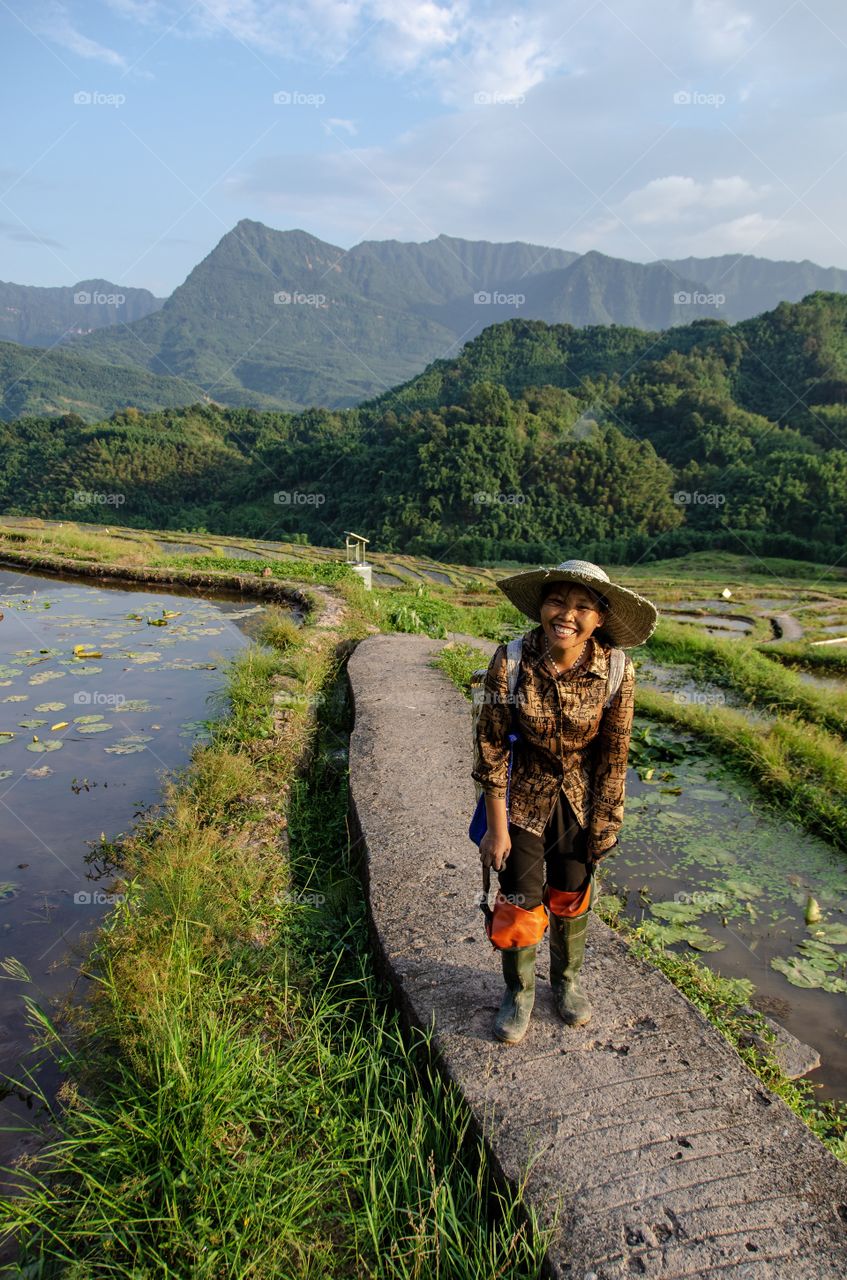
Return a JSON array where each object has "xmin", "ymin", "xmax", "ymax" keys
[{"xmin": 472, "ymin": 624, "xmax": 636, "ymax": 852}]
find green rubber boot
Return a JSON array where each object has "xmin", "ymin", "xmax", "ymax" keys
[
  {"xmin": 493, "ymin": 944, "xmax": 537, "ymax": 1044},
  {"xmin": 549, "ymin": 910, "xmax": 592, "ymax": 1026}
]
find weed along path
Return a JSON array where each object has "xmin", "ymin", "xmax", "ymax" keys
[{"xmin": 347, "ymin": 632, "xmax": 847, "ymax": 1280}]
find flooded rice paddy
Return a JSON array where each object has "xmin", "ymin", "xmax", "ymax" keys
[
  {"xmin": 611, "ymin": 722, "xmax": 847, "ymax": 1102},
  {"xmin": 0, "ymin": 565, "xmax": 286, "ymax": 1166}
]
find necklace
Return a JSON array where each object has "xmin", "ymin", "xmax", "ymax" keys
[{"xmin": 545, "ymin": 634, "xmax": 588, "ymax": 676}]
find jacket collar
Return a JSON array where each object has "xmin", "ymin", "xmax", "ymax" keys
[{"xmin": 525, "ymin": 624, "xmax": 608, "ymax": 679}]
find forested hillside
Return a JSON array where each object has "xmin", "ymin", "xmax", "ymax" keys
[{"xmin": 2, "ymin": 292, "xmax": 845, "ymax": 565}]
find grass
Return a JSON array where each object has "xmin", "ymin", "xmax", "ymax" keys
[
  {"xmin": 0, "ymin": 599, "xmax": 551, "ymax": 1278},
  {"xmin": 643, "ymin": 619, "xmax": 847, "ymax": 736}
]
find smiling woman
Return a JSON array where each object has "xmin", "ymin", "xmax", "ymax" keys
[{"xmin": 472, "ymin": 558, "xmax": 658, "ymax": 1044}]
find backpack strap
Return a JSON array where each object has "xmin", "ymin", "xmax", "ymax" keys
[
  {"xmin": 604, "ymin": 648, "xmax": 626, "ymax": 710},
  {"xmin": 505, "ymin": 635, "xmax": 523, "ymax": 700}
]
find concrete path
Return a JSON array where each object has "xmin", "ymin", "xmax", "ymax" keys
[{"xmin": 347, "ymin": 633, "xmax": 847, "ymax": 1280}]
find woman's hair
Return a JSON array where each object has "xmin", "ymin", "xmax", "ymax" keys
[{"xmin": 541, "ymin": 580, "xmax": 609, "ymax": 613}]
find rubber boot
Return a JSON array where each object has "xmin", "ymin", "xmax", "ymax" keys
[
  {"xmin": 549, "ymin": 910, "xmax": 592, "ymax": 1026},
  {"xmin": 493, "ymin": 944, "xmax": 537, "ymax": 1044}
]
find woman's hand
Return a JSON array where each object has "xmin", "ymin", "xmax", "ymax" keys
[{"xmin": 480, "ymin": 827, "xmax": 511, "ymax": 872}]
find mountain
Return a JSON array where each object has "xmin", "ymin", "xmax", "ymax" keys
[
  {"xmin": 0, "ymin": 278, "xmax": 164, "ymax": 348},
  {"xmin": 4, "ymin": 222, "xmax": 847, "ymax": 419},
  {"xmin": 50, "ymin": 222, "xmax": 713, "ymax": 411},
  {"xmin": 659, "ymin": 253, "xmax": 847, "ymax": 321},
  {"xmin": 0, "ymin": 340, "xmax": 230, "ymax": 422}
]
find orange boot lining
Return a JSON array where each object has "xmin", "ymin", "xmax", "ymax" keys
[{"xmin": 487, "ymin": 893, "xmax": 549, "ymax": 949}]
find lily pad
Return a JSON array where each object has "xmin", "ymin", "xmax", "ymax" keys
[
  {"xmin": 25, "ymin": 765, "xmax": 53, "ymax": 779},
  {"xmin": 18, "ymin": 718, "xmax": 48, "ymax": 729},
  {"xmin": 75, "ymin": 722, "xmax": 113, "ymax": 734},
  {"xmin": 73, "ymin": 715, "xmax": 104, "ymax": 725},
  {"xmin": 649, "ymin": 900, "xmax": 704, "ymax": 924},
  {"xmin": 104, "ymin": 742, "xmax": 147, "ymax": 755},
  {"xmin": 806, "ymin": 922, "xmax": 847, "ymax": 945},
  {"xmin": 0, "ymin": 770, "xmax": 13, "ymax": 780},
  {"xmin": 2, "ymin": 695, "xmax": 28, "ymax": 703},
  {"xmin": 688, "ymin": 788, "xmax": 727, "ymax": 802},
  {"xmin": 26, "ymin": 739, "xmax": 63, "ymax": 753},
  {"xmin": 771, "ymin": 954, "xmax": 847, "ymax": 992},
  {"xmin": 34, "ymin": 701, "xmax": 66, "ymax": 712}
]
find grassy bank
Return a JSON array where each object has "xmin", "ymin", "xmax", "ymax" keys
[
  {"xmin": 0, "ymin": 602, "xmax": 550, "ymax": 1276},
  {"xmin": 434, "ymin": 641, "xmax": 847, "ymax": 1164},
  {"xmin": 644, "ymin": 620, "xmax": 847, "ymax": 736}
]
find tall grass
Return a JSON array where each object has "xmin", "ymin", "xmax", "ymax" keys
[
  {"xmin": 0, "ymin": 618, "xmax": 550, "ymax": 1277},
  {"xmin": 644, "ymin": 620, "xmax": 847, "ymax": 736}
]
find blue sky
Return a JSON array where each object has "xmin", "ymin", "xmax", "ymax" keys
[{"xmin": 2, "ymin": 0, "xmax": 847, "ymax": 295}]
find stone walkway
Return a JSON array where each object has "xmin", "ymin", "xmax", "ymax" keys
[{"xmin": 347, "ymin": 632, "xmax": 847, "ymax": 1280}]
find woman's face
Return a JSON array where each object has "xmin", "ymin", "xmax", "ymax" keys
[{"xmin": 540, "ymin": 583, "xmax": 607, "ymax": 654}]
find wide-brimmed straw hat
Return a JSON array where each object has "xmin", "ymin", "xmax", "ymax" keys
[{"xmin": 495, "ymin": 558, "xmax": 658, "ymax": 649}]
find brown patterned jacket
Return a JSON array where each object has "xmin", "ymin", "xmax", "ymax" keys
[{"xmin": 472, "ymin": 624, "xmax": 636, "ymax": 853}]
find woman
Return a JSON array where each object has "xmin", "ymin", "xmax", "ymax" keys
[{"xmin": 473, "ymin": 559, "xmax": 658, "ymax": 1044}]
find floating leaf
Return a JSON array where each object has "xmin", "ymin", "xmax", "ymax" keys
[
  {"xmin": 0, "ymin": 883, "xmax": 17, "ymax": 903},
  {"xmin": 649, "ymin": 900, "xmax": 704, "ymax": 924},
  {"xmin": 18, "ymin": 718, "xmax": 48, "ymax": 729},
  {"xmin": 73, "ymin": 715, "xmax": 104, "ymax": 725},
  {"xmin": 104, "ymin": 742, "xmax": 147, "ymax": 755},
  {"xmin": 76, "ymin": 722, "xmax": 112, "ymax": 734},
  {"xmin": 688, "ymin": 788, "xmax": 727, "ymax": 802},
  {"xmin": 0, "ymin": 770, "xmax": 13, "ymax": 780},
  {"xmin": 685, "ymin": 929, "xmax": 726, "ymax": 952},
  {"xmin": 26, "ymin": 739, "xmax": 63, "ymax": 753},
  {"xmin": 2, "ymin": 695, "xmax": 28, "ymax": 703},
  {"xmin": 34, "ymin": 702, "xmax": 66, "ymax": 712},
  {"xmin": 807, "ymin": 922, "xmax": 847, "ymax": 945},
  {"xmin": 771, "ymin": 953, "xmax": 847, "ymax": 992},
  {"xmin": 29, "ymin": 670, "xmax": 65, "ymax": 685},
  {"xmin": 25, "ymin": 765, "xmax": 53, "ymax": 779}
]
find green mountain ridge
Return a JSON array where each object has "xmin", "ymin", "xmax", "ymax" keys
[{"xmin": 4, "ymin": 221, "xmax": 846, "ymax": 420}]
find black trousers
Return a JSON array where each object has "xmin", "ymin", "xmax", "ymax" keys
[{"xmin": 498, "ymin": 788, "xmax": 592, "ymax": 910}]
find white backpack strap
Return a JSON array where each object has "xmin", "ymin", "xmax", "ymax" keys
[
  {"xmin": 604, "ymin": 648, "xmax": 626, "ymax": 709},
  {"xmin": 505, "ymin": 635, "xmax": 523, "ymax": 700}
]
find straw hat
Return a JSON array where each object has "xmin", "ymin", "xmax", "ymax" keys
[{"xmin": 495, "ymin": 558, "xmax": 658, "ymax": 649}]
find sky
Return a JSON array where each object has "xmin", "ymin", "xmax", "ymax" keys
[{"xmin": 2, "ymin": 0, "xmax": 847, "ymax": 296}]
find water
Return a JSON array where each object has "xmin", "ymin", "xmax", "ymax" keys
[
  {"xmin": 611, "ymin": 725, "xmax": 847, "ymax": 1102},
  {"xmin": 0, "ymin": 566, "xmax": 286, "ymax": 1169}
]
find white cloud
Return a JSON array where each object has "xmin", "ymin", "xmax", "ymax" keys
[
  {"xmin": 618, "ymin": 175, "xmax": 770, "ymax": 225},
  {"xmin": 324, "ymin": 117, "xmax": 359, "ymax": 135},
  {"xmin": 37, "ymin": 1, "xmax": 129, "ymax": 67}
]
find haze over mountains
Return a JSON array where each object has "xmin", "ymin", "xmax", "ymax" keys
[{"xmin": 3, "ymin": 219, "xmax": 847, "ymax": 420}]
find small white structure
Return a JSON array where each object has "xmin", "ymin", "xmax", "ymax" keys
[
  {"xmin": 721, "ymin": 588, "xmax": 732, "ymax": 599},
  {"xmin": 344, "ymin": 531, "xmax": 372, "ymax": 590}
]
